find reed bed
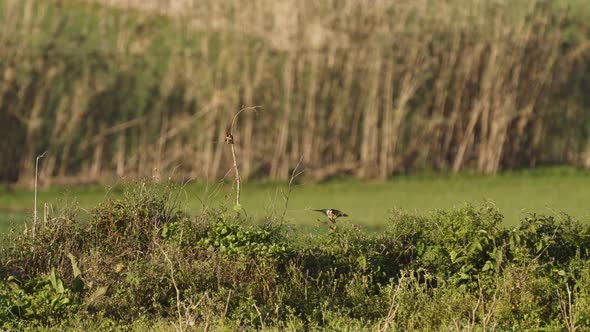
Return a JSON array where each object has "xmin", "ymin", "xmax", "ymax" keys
[{"xmin": 1, "ymin": 0, "xmax": 589, "ymax": 185}]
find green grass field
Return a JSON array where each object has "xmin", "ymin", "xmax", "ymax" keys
[
  {"xmin": 1, "ymin": 167, "xmax": 589, "ymax": 235},
  {"xmin": 3, "ymin": 167, "xmax": 590, "ymax": 330}
]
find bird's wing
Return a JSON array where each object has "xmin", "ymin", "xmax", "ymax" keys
[{"xmin": 333, "ymin": 209, "xmax": 348, "ymax": 217}]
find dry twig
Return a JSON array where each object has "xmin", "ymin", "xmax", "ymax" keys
[
  {"xmin": 557, "ymin": 283, "xmax": 578, "ymax": 332},
  {"xmin": 33, "ymin": 151, "xmax": 47, "ymax": 239},
  {"xmin": 380, "ymin": 272, "xmax": 405, "ymax": 332},
  {"xmin": 280, "ymin": 156, "xmax": 304, "ymax": 222},
  {"xmin": 226, "ymin": 106, "xmax": 260, "ymax": 208},
  {"xmin": 154, "ymin": 240, "xmax": 184, "ymax": 332}
]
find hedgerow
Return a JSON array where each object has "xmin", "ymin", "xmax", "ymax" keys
[{"xmin": 1, "ymin": 183, "xmax": 590, "ymax": 330}]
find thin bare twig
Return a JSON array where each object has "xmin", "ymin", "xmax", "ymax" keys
[
  {"xmin": 33, "ymin": 151, "xmax": 47, "ymax": 239},
  {"xmin": 154, "ymin": 240, "xmax": 183, "ymax": 332},
  {"xmin": 281, "ymin": 156, "xmax": 304, "ymax": 222},
  {"xmin": 43, "ymin": 202, "xmax": 50, "ymax": 227},
  {"xmin": 380, "ymin": 272, "xmax": 406, "ymax": 332},
  {"xmin": 467, "ymin": 275, "xmax": 483, "ymax": 332},
  {"xmin": 557, "ymin": 283, "xmax": 577, "ymax": 332},
  {"xmin": 223, "ymin": 289, "xmax": 233, "ymax": 318},
  {"xmin": 253, "ymin": 302, "xmax": 266, "ymax": 330},
  {"xmin": 479, "ymin": 274, "xmax": 500, "ymax": 332}
]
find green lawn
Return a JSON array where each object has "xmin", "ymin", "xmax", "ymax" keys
[{"xmin": 1, "ymin": 167, "xmax": 590, "ymax": 234}]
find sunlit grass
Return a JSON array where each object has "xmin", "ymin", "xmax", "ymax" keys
[{"xmin": 2, "ymin": 167, "xmax": 589, "ymax": 234}]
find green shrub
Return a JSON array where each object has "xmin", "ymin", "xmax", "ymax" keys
[
  {"xmin": 90, "ymin": 182, "xmax": 187, "ymax": 254},
  {"xmin": 0, "ymin": 271, "xmax": 80, "ymax": 329},
  {"xmin": 509, "ymin": 213, "xmax": 590, "ymax": 266},
  {"xmin": 386, "ymin": 204, "xmax": 505, "ymax": 288},
  {"xmin": 2, "ymin": 186, "xmax": 590, "ymax": 330},
  {"xmin": 197, "ymin": 220, "xmax": 287, "ymax": 259}
]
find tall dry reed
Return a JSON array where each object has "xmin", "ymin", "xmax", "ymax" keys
[{"xmin": 0, "ymin": 0, "xmax": 588, "ymax": 185}]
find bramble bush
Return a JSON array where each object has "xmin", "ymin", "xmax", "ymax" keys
[{"xmin": 1, "ymin": 183, "xmax": 590, "ymax": 330}]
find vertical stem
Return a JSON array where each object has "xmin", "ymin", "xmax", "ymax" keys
[
  {"xmin": 231, "ymin": 144, "xmax": 240, "ymax": 206},
  {"xmin": 379, "ymin": 62, "xmax": 394, "ymax": 180},
  {"xmin": 359, "ymin": 54, "xmax": 382, "ymax": 178},
  {"xmin": 33, "ymin": 151, "xmax": 47, "ymax": 239},
  {"xmin": 227, "ymin": 106, "xmax": 259, "ymax": 208},
  {"xmin": 302, "ymin": 53, "xmax": 319, "ymax": 166},
  {"xmin": 270, "ymin": 56, "xmax": 294, "ymax": 179},
  {"xmin": 43, "ymin": 202, "xmax": 49, "ymax": 226}
]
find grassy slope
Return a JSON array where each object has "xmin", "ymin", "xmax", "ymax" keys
[{"xmin": 1, "ymin": 167, "xmax": 589, "ymax": 234}]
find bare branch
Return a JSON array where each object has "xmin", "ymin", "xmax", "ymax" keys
[
  {"xmin": 280, "ymin": 156, "xmax": 304, "ymax": 222},
  {"xmin": 153, "ymin": 240, "xmax": 184, "ymax": 332},
  {"xmin": 380, "ymin": 272, "xmax": 405, "ymax": 332}
]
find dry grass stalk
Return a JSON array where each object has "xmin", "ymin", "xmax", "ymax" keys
[
  {"xmin": 557, "ymin": 283, "xmax": 578, "ymax": 332},
  {"xmin": 33, "ymin": 151, "xmax": 47, "ymax": 238},
  {"xmin": 280, "ymin": 156, "xmax": 304, "ymax": 222},
  {"xmin": 227, "ymin": 106, "xmax": 260, "ymax": 207},
  {"xmin": 380, "ymin": 272, "xmax": 405, "ymax": 332},
  {"xmin": 154, "ymin": 239, "xmax": 184, "ymax": 332}
]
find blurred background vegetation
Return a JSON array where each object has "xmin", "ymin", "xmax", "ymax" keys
[
  {"xmin": 2, "ymin": 2, "xmax": 590, "ymax": 329},
  {"xmin": 1, "ymin": 0, "xmax": 589, "ymax": 187}
]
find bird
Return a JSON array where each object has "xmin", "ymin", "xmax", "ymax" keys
[
  {"xmin": 224, "ymin": 131, "xmax": 234, "ymax": 144},
  {"xmin": 313, "ymin": 209, "xmax": 348, "ymax": 223}
]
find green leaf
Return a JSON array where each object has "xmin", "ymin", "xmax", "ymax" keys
[
  {"xmin": 72, "ymin": 275, "xmax": 85, "ymax": 293},
  {"xmin": 482, "ymin": 260, "xmax": 494, "ymax": 272},
  {"xmin": 49, "ymin": 268, "xmax": 58, "ymax": 291},
  {"xmin": 357, "ymin": 256, "xmax": 368, "ymax": 270},
  {"xmin": 450, "ymin": 250, "xmax": 458, "ymax": 263},
  {"xmin": 471, "ymin": 240, "xmax": 483, "ymax": 252},
  {"xmin": 48, "ymin": 268, "xmax": 65, "ymax": 294},
  {"xmin": 68, "ymin": 252, "xmax": 82, "ymax": 279},
  {"xmin": 87, "ymin": 286, "xmax": 109, "ymax": 305},
  {"xmin": 56, "ymin": 278, "xmax": 65, "ymax": 294}
]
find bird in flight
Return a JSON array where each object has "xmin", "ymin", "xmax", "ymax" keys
[{"xmin": 313, "ymin": 209, "xmax": 348, "ymax": 223}]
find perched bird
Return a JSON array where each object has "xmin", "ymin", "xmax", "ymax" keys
[
  {"xmin": 313, "ymin": 209, "xmax": 348, "ymax": 223},
  {"xmin": 224, "ymin": 131, "xmax": 234, "ymax": 144}
]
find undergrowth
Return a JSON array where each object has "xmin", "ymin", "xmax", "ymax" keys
[{"xmin": 1, "ymin": 182, "xmax": 590, "ymax": 330}]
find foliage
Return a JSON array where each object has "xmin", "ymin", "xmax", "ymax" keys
[
  {"xmin": 386, "ymin": 204, "xmax": 506, "ymax": 288},
  {"xmin": 2, "ymin": 184, "xmax": 590, "ymax": 330},
  {"xmin": 90, "ymin": 182, "xmax": 185, "ymax": 253},
  {"xmin": 0, "ymin": 270, "xmax": 81, "ymax": 329},
  {"xmin": 509, "ymin": 213, "xmax": 590, "ymax": 265},
  {"xmin": 196, "ymin": 220, "xmax": 287, "ymax": 258}
]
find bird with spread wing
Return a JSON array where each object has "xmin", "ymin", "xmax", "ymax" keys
[{"xmin": 312, "ymin": 208, "xmax": 348, "ymax": 224}]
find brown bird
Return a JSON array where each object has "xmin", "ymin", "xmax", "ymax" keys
[
  {"xmin": 224, "ymin": 131, "xmax": 234, "ymax": 144},
  {"xmin": 313, "ymin": 209, "xmax": 348, "ymax": 223}
]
